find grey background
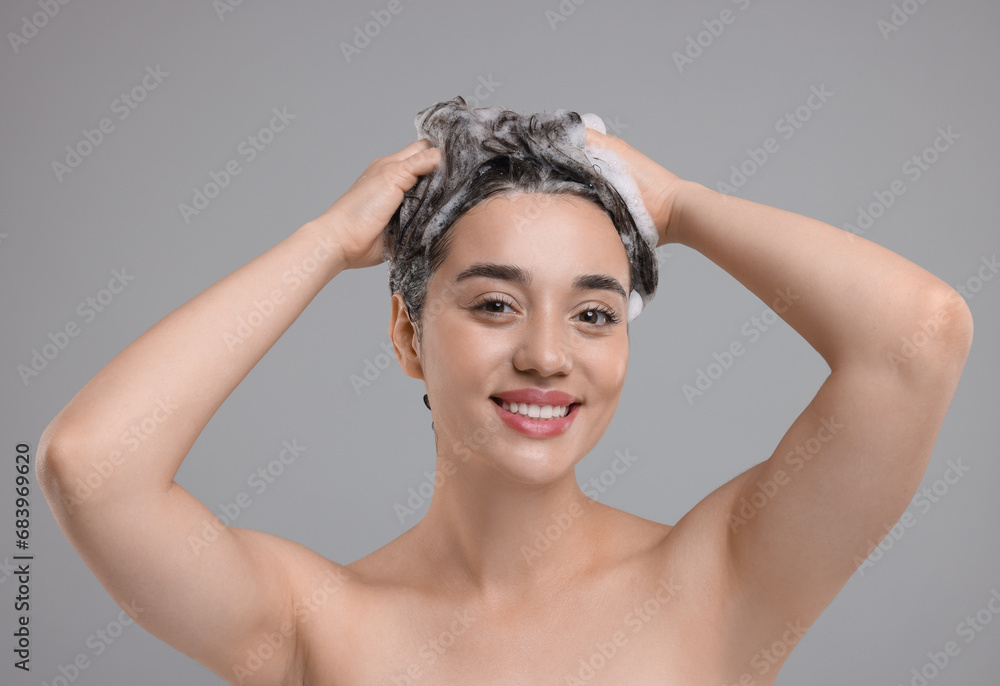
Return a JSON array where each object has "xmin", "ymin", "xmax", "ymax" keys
[{"xmin": 1, "ymin": 0, "xmax": 997, "ymax": 683}]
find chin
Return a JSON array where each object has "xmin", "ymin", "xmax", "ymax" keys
[{"xmin": 482, "ymin": 448, "xmax": 581, "ymax": 488}]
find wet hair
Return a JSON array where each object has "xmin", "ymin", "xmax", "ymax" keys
[{"xmin": 383, "ymin": 96, "xmax": 658, "ymax": 340}]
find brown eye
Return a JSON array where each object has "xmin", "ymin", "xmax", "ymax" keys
[
  {"xmin": 576, "ymin": 305, "xmax": 621, "ymax": 326},
  {"xmin": 471, "ymin": 295, "xmax": 516, "ymax": 317}
]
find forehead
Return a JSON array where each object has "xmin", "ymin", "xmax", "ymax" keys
[{"xmin": 435, "ymin": 193, "xmax": 631, "ymax": 284}]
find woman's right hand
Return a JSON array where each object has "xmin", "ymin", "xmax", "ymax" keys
[{"xmin": 312, "ymin": 138, "xmax": 443, "ymax": 271}]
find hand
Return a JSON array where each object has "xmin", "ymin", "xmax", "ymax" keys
[
  {"xmin": 584, "ymin": 127, "xmax": 690, "ymax": 247},
  {"xmin": 311, "ymin": 139, "xmax": 443, "ymax": 270}
]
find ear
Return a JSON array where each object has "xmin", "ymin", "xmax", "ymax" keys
[{"xmin": 389, "ymin": 292, "xmax": 425, "ymax": 380}]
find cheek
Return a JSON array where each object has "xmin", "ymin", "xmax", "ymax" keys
[
  {"xmin": 583, "ymin": 343, "xmax": 629, "ymax": 403},
  {"xmin": 603, "ymin": 343, "xmax": 629, "ymax": 389},
  {"xmin": 423, "ymin": 312, "xmax": 502, "ymax": 383},
  {"xmin": 576, "ymin": 333, "xmax": 629, "ymax": 376}
]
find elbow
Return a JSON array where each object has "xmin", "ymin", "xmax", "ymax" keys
[
  {"xmin": 926, "ymin": 287, "xmax": 973, "ymax": 364},
  {"xmin": 35, "ymin": 422, "xmax": 100, "ymax": 513},
  {"xmin": 891, "ymin": 287, "xmax": 973, "ymax": 384},
  {"xmin": 36, "ymin": 424, "xmax": 77, "ymax": 506}
]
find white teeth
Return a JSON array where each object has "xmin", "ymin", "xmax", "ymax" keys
[{"xmin": 499, "ymin": 400, "xmax": 571, "ymax": 420}]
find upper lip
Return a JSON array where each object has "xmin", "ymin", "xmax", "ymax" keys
[{"xmin": 491, "ymin": 389, "xmax": 581, "ymax": 407}]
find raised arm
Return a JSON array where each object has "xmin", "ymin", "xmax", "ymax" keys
[
  {"xmin": 35, "ymin": 139, "xmax": 442, "ymax": 684},
  {"xmin": 584, "ymin": 127, "xmax": 973, "ymax": 665},
  {"xmin": 671, "ymin": 183, "xmax": 973, "ymax": 614}
]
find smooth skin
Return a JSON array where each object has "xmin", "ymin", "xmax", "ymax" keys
[{"xmin": 37, "ymin": 131, "xmax": 973, "ymax": 685}]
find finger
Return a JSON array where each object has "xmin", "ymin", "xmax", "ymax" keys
[
  {"xmin": 383, "ymin": 137, "xmax": 434, "ymax": 162},
  {"xmin": 585, "ymin": 126, "xmax": 614, "ymax": 148},
  {"xmin": 397, "ymin": 145, "xmax": 443, "ymax": 179}
]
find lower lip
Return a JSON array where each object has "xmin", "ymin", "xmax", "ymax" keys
[{"xmin": 492, "ymin": 399, "xmax": 579, "ymax": 438}]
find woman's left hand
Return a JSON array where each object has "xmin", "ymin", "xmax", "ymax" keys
[{"xmin": 585, "ymin": 126, "xmax": 691, "ymax": 247}]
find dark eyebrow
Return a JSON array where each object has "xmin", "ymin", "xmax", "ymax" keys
[
  {"xmin": 573, "ymin": 273, "xmax": 629, "ymax": 302},
  {"xmin": 454, "ymin": 262, "xmax": 628, "ymax": 302},
  {"xmin": 454, "ymin": 262, "xmax": 531, "ymax": 287}
]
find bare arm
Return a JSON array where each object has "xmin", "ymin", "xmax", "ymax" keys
[
  {"xmin": 673, "ymin": 181, "xmax": 973, "ymax": 651},
  {"xmin": 583, "ymin": 126, "xmax": 973, "ymax": 667},
  {"xmin": 36, "ymin": 139, "xmax": 442, "ymax": 683}
]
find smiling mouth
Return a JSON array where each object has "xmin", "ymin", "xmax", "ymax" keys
[{"xmin": 490, "ymin": 397, "xmax": 580, "ymax": 420}]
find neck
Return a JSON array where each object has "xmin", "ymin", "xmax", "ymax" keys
[{"xmin": 414, "ymin": 453, "xmax": 607, "ymax": 603}]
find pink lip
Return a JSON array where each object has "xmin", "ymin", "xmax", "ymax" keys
[
  {"xmin": 491, "ymin": 388, "xmax": 580, "ymax": 406},
  {"xmin": 491, "ymin": 397, "xmax": 580, "ymax": 438}
]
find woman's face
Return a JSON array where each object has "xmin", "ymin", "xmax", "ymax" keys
[{"xmin": 392, "ymin": 192, "xmax": 632, "ymax": 485}]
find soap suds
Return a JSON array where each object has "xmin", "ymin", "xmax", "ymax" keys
[{"xmin": 383, "ymin": 96, "xmax": 659, "ymax": 327}]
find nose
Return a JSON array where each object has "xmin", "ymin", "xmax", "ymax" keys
[{"xmin": 511, "ymin": 308, "xmax": 575, "ymax": 376}]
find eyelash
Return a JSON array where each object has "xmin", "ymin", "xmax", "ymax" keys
[{"xmin": 470, "ymin": 295, "xmax": 622, "ymax": 326}]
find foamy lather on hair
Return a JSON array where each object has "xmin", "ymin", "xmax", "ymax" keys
[
  {"xmin": 404, "ymin": 98, "xmax": 659, "ymax": 322},
  {"xmin": 577, "ymin": 112, "xmax": 657, "ymax": 322}
]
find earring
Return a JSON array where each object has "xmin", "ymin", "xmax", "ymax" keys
[{"xmin": 423, "ymin": 394, "xmax": 431, "ymax": 410}]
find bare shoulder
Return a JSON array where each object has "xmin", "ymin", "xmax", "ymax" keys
[
  {"xmin": 586, "ymin": 499, "xmax": 676, "ymax": 558},
  {"xmin": 341, "ymin": 524, "xmax": 434, "ymax": 585}
]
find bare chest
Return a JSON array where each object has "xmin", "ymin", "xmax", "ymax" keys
[{"xmin": 297, "ymin": 575, "xmax": 749, "ymax": 686}]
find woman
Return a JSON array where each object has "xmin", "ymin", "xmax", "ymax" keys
[{"xmin": 37, "ymin": 97, "xmax": 973, "ymax": 685}]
